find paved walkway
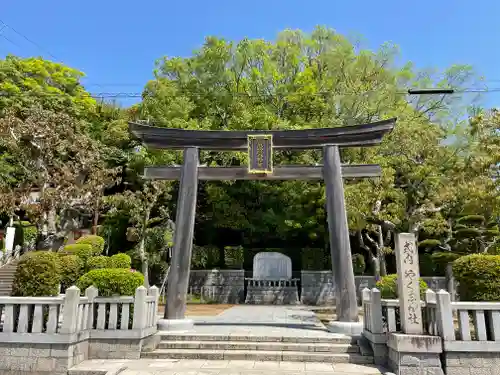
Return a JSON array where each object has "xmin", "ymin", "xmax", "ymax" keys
[
  {"xmin": 186, "ymin": 305, "xmax": 345, "ymax": 339},
  {"xmin": 71, "ymin": 358, "xmax": 386, "ymax": 375}
]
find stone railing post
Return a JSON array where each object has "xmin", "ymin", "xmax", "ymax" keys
[
  {"xmin": 148, "ymin": 285, "xmax": 159, "ymax": 327},
  {"xmin": 436, "ymin": 289, "xmax": 455, "ymax": 341},
  {"xmin": 85, "ymin": 286, "xmax": 98, "ymax": 330},
  {"xmin": 60, "ymin": 285, "xmax": 80, "ymax": 334},
  {"xmin": 132, "ymin": 286, "xmax": 148, "ymax": 330},
  {"xmin": 387, "ymin": 234, "xmax": 444, "ymax": 375},
  {"xmin": 370, "ymin": 288, "xmax": 384, "ymax": 334},
  {"xmin": 362, "ymin": 287, "xmax": 370, "ymax": 331}
]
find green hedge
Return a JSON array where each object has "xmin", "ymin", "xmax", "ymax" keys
[
  {"xmin": 431, "ymin": 252, "xmax": 462, "ymax": 276},
  {"xmin": 453, "ymin": 254, "xmax": 500, "ymax": 301},
  {"xmin": 63, "ymin": 244, "xmax": 93, "ymax": 264},
  {"xmin": 76, "ymin": 268, "xmax": 144, "ymax": 296},
  {"xmin": 376, "ymin": 274, "xmax": 428, "ymax": 299},
  {"xmin": 224, "ymin": 246, "xmax": 244, "ymax": 269},
  {"xmin": 192, "ymin": 245, "xmax": 220, "ymax": 269},
  {"xmin": 59, "ymin": 255, "xmax": 84, "ymax": 291},
  {"xmin": 109, "ymin": 253, "xmax": 132, "ymax": 269},
  {"xmin": 352, "ymin": 254, "xmax": 366, "ymax": 275},
  {"xmin": 301, "ymin": 248, "xmax": 326, "ymax": 270},
  {"xmin": 12, "ymin": 251, "xmax": 61, "ymax": 296},
  {"xmin": 75, "ymin": 235, "xmax": 105, "ymax": 256},
  {"xmin": 87, "ymin": 255, "xmax": 110, "ymax": 270}
]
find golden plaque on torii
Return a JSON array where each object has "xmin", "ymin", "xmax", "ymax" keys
[{"xmin": 247, "ymin": 134, "xmax": 273, "ymax": 174}]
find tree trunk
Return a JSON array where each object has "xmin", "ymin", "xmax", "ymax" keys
[
  {"xmin": 140, "ymin": 208, "xmax": 151, "ymax": 288},
  {"xmin": 376, "ymin": 225, "xmax": 388, "ymax": 276}
]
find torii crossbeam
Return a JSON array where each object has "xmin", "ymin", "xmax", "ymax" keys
[{"xmin": 129, "ymin": 118, "xmax": 396, "ymax": 334}]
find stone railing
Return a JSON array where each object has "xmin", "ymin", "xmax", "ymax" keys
[
  {"xmin": 362, "ymin": 287, "xmax": 500, "ymax": 375},
  {"xmin": 0, "ymin": 245, "xmax": 21, "ymax": 267},
  {"xmin": 0, "ymin": 285, "xmax": 159, "ymax": 374},
  {"xmin": 245, "ymin": 278, "xmax": 299, "ymax": 287}
]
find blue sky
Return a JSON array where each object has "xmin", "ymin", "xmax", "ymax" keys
[{"xmin": 2, "ymin": 0, "xmax": 500, "ymax": 108}]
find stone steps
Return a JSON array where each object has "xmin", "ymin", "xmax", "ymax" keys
[
  {"xmin": 141, "ymin": 348, "xmax": 373, "ymax": 363},
  {"xmin": 161, "ymin": 333, "xmax": 356, "ymax": 344},
  {"xmin": 158, "ymin": 340, "xmax": 360, "ymax": 353},
  {"xmin": 0, "ymin": 261, "xmax": 18, "ymax": 296},
  {"xmin": 144, "ymin": 333, "xmax": 373, "ymax": 364}
]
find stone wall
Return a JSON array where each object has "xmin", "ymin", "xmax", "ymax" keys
[
  {"xmin": 444, "ymin": 351, "xmax": 500, "ymax": 375},
  {"xmin": 245, "ymin": 285, "xmax": 299, "ymax": 304},
  {"xmin": 188, "ymin": 270, "xmax": 446, "ymax": 305},
  {"xmin": 189, "ymin": 269, "xmax": 245, "ymax": 303},
  {"xmin": 300, "ymin": 272, "xmax": 446, "ymax": 305},
  {"xmin": 0, "ymin": 339, "xmax": 88, "ymax": 375}
]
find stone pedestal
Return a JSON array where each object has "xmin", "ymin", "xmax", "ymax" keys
[
  {"xmin": 387, "ymin": 333, "xmax": 444, "ymax": 375},
  {"xmin": 327, "ymin": 321, "xmax": 363, "ymax": 335},
  {"xmin": 157, "ymin": 319, "xmax": 194, "ymax": 332}
]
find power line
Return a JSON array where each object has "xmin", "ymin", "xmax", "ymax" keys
[
  {"xmin": 0, "ymin": 87, "xmax": 497, "ymax": 99},
  {"xmin": 0, "ymin": 19, "xmax": 59, "ymax": 61}
]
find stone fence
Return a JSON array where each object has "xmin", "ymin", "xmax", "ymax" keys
[
  {"xmin": 0, "ymin": 285, "xmax": 159, "ymax": 375},
  {"xmin": 188, "ymin": 269, "xmax": 447, "ymax": 305},
  {"xmin": 362, "ymin": 287, "xmax": 500, "ymax": 375}
]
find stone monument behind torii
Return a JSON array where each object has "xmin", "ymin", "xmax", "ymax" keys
[{"xmin": 129, "ymin": 117, "xmax": 396, "ymax": 334}]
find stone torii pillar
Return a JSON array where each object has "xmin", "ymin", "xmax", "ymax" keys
[{"xmin": 324, "ymin": 145, "xmax": 360, "ymax": 333}]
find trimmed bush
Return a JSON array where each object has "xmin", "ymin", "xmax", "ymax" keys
[
  {"xmin": 12, "ymin": 251, "xmax": 61, "ymax": 296},
  {"xmin": 63, "ymin": 244, "xmax": 93, "ymax": 264},
  {"xmin": 109, "ymin": 253, "xmax": 132, "ymax": 269},
  {"xmin": 453, "ymin": 254, "xmax": 500, "ymax": 301},
  {"xmin": 352, "ymin": 253, "xmax": 366, "ymax": 275},
  {"xmin": 87, "ymin": 255, "xmax": 110, "ymax": 270},
  {"xmin": 77, "ymin": 268, "xmax": 144, "ymax": 297},
  {"xmin": 192, "ymin": 245, "xmax": 220, "ymax": 269},
  {"xmin": 431, "ymin": 252, "xmax": 462, "ymax": 276},
  {"xmin": 419, "ymin": 253, "xmax": 435, "ymax": 277},
  {"xmin": 376, "ymin": 274, "xmax": 428, "ymax": 299},
  {"xmin": 302, "ymin": 248, "xmax": 326, "ymax": 270},
  {"xmin": 76, "ymin": 235, "xmax": 105, "ymax": 256},
  {"xmin": 59, "ymin": 255, "xmax": 84, "ymax": 291},
  {"xmin": 224, "ymin": 246, "xmax": 244, "ymax": 269}
]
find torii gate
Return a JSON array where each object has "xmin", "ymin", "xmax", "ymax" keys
[{"xmin": 129, "ymin": 118, "xmax": 395, "ymax": 333}]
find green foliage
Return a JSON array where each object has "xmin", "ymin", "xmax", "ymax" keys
[
  {"xmin": 12, "ymin": 221, "xmax": 37, "ymax": 250},
  {"xmin": 418, "ymin": 239, "xmax": 441, "ymax": 249},
  {"xmin": 192, "ymin": 245, "xmax": 220, "ymax": 269},
  {"xmin": 453, "ymin": 254, "xmax": 500, "ymax": 301},
  {"xmin": 76, "ymin": 235, "xmax": 105, "ymax": 256},
  {"xmin": 59, "ymin": 255, "xmax": 84, "ymax": 291},
  {"xmin": 431, "ymin": 252, "xmax": 462, "ymax": 276},
  {"xmin": 12, "ymin": 251, "xmax": 61, "ymax": 296},
  {"xmin": 376, "ymin": 274, "xmax": 428, "ymax": 299},
  {"xmin": 224, "ymin": 246, "xmax": 244, "ymax": 269},
  {"xmin": 63, "ymin": 244, "xmax": 93, "ymax": 264},
  {"xmin": 419, "ymin": 253, "xmax": 435, "ymax": 277},
  {"xmin": 301, "ymin": 248, "xmax": 326, "ymax": 270},
  {"xmin": 352, "ymin": 254, "xmax": 366, "ymax": 275},
  {"xmin": 77, "ymin": 269, "xmax": 144, "ymax": 297},
  {"xmin": 109, "ymin": 253, "xmax": 132, "ymax": 269},
  {"xmin": 87, "ymin": 255, "xmax": 110, "ymax": 270},
  {"xmin": 0, "ymin": 55, "xmax": 96, "ymax": 117}
]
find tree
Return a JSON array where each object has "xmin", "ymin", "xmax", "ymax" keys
[
  {"xmin": 0, "ymin": 55, "xmax": 96, "ymax": 118},
  {"xmin": 0, "ymin": 106, "xmax": 117, "ymax": 248},
  {"xmin": 103, "ymin": 180, "xmax": 174, "ymax": 287},
  {"xmin": 138, "ymin": 27, "xmax": 479, "ymax": 273}
]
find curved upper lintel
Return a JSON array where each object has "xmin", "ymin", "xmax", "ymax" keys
[{"xmin": 128, "ymin": 118, "xmax": 396, "ymax": 150}]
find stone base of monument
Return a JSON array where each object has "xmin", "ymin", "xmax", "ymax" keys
[
  {"xmin": 387, "ymin": 333, "xmax": 444, "ymax": 375},
  {"xmin": 326, "ymin": 321, "xmax": 363, "ymax": 335},
  {"xmin": 157, "ymin": 318, "xmax": 194, "ymax": 332}
]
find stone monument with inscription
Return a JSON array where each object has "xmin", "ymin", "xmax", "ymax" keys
[
  {"xmin": 245, "ymin": 252, "xmax": 299, "ymax": 304},
  {"xmin": 387, "ymin": 233, "xmax": 444, "ymax": 375}
]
